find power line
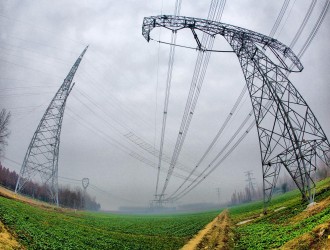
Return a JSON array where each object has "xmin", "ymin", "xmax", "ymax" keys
[
  {"xmin": 289, "ymin": 0, "xmax": 317, "ymax": 48},
  {"xmin": 296, "ymin": 0, "xmax": 330, "ymax": 59},
  {"xmin": 274, "ymin": 0, "xmax": 297, "ymax": 39},
  {"xmin": 159, "ymin": 0, "xmax": 227, "ymax": 201},
  {"xmin": 0, "ymin": 14, "xmax": 85, "ymax": 48},
  {"xmin": 3, "ymin": 156, "xmax": 138, "ymax": 204},
  {"xmin": 172, "ymin": 120, "xmax": 255, "ymax": 201},
  {"xmin": 154, "ymin": 0, "xmax": 183, "ymax": 198},
  {"xmin": 168, "ymin": 84, "xmax": 247, "ymax": 198},
  {"xmin": 65, "ymin": 108, "xmax": 194, "ymax": 182},
  {"xmin": 160, "ymin": 0, "xmax": 294, "ymax": 201},
  {"xmin": 158, "ymin": 0, "xmax": 323, "ymax": 201},
  {"xmin": 269, "ymin": 0, "xmax": 291, "ymax": 38},
  {"xmin": 175, "ymin": 0, "xmax": 327, "ymax": 200},
  {"xmin": 1, "ymin": 24, "xmax": 172, "ymax": 151},
  {"xmin": 89, "ymin": 184, "xmax": 141, "ymax": 204},
  {"xmin": 125, "ymin": 132, "xmax": 202, "ymax": 176},
  {"xmin": 70, "ymin": 88, "xmax": 200, "ymax": 178}
]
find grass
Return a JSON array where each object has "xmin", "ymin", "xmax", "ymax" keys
[
  {"xmin": 230, "ymin": 178, "xmax": 330, "ymax": 249},
  {"xmin": 0, "ymin": 196, "xmax": 221, "ymax": 250},
  {"xmin": 1, "ymin": 178, "xmax": 330, "ymax": 249}
]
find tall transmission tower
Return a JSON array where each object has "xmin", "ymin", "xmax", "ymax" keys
[
  {"xmin": 15, "ymin": 46, "xmax": 88, "ymax": 206},
  {"xmin": 142, "ymin": 15, "xmax": 330, "ymax": 212}
]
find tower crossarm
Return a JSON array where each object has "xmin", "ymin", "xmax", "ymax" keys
[
  {"xmin": 142, "ymin": 15, "xmax": 303, "ymax": 72},
  {"xmin": 142, "ymin": 15, "xmax": 330, "ymax": 212}
]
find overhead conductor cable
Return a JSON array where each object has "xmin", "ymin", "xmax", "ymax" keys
[
  {"xmin": 168, "ymin": 0, "xmax": 325, "ymax": 201},
  {"xmin": 159, "ymin": 0, "xmax": 226, "ymax": 199},
  {"xmin": 155, "ymin": 0, "xmax": 183, "ymax": 198}
]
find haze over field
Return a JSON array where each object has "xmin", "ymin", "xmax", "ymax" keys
[{"xmin": 1, "ymin": 0, "xmax": 329, "ymax": 210}]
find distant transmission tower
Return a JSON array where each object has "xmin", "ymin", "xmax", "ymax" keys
[
  {"xmin": 15, "ymin": 46, "xmax": 88, "ymax": 206},
  {"xmin": 82, "ymin": 178, "xmax": 89, "ymax": 209},
  {"xmin": 245, "ymin": 171, "xmax": 256, "ymax": 201},
  {"xmin": 142, "ymin": 15, "xmax": 330, "ymax": 212},
  {"xmin": 216, "ymin": 187, "xmax": 221, "ymax": 206}
]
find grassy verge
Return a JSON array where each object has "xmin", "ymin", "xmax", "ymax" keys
[{"xmin": 230, "ymin": 178, "xmax": 330, "ymax": 249}]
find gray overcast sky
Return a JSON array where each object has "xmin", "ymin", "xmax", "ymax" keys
[{"xmin": 1, "ymin": 0, "xmax": 329, "ymax": 210}]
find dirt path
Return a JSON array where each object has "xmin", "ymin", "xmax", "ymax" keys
[
  {"xmin": 289, "ymin": 195, "xmax": 330, "ymax": 224},
  {"xmin": 281, "ymin": 221, "xmax": 330, "ymax": 249},
  {"xmin": 0, "ymin": 186, "xmax": 72, "ymax": 249},
  {"xmin": 0, "ymin": 220, "xmax": 24, "ymax": 250},
  {"xmin": 181, "ymin": 210, "xmax": 233, "ymax": 250}
]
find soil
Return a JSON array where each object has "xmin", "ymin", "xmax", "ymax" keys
[
  {"xmin": 236, "ymin": 218, "xmax": 254, "ymax": 226},
  {"xmin": 2, "ymin": 185, "xmax": 329, "ymax": 249},
  {"xmin": 181, "ymin": 210, "xmax": 233, "ymax": 250},
  {"xmin": 281, "ymin": 221, "xmax": 330, "ymax": 250},
  {"xmin": 0, "ymin": 220, "xmax": 24, "ymax": 250},
  {"xmin": 280, "ymin": 196, "xmax": 330, "ymax": 249},
  {"xmin": 0, "ymin": 185, "xmax": 51, "ymax": 207},
  {"xmin": 0, "ymin": 186, "xmax": 74, "ymax": 249},
  {"xmin": 289, "ymin": 195, "xmax": 330, "ymax": 224},
  {"xmin": 0, "ymin": 185, "xmax": 72, "ymax": 213}
]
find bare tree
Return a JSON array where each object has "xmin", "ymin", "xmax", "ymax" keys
[{"xmin": 0, "ymin": 108, "xmax": 11, "ymax": 156}]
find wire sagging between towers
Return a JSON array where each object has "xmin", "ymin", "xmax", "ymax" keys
[{"xmin": 156, "ymin": 0, "xmax": 227, "ymax": 202}]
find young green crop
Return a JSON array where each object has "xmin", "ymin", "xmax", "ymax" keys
[
  {"xmin": 0, "ymin": 197, "xmax": 221, "ymax": 250},
  {"xmin": 231, "ymin": 178, "xmax": 330, "ymax": 249}
]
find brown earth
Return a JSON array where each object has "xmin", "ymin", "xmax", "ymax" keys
[
  {"xmin": 289, "ymin": 195, "xmax": 330, "ymax": 224},
  {"xmin": 0, "ymin": 220, "xmax": 24, "ymax": 250},
  {"xmin": 281, "ymin": 195, "xmax": 330, "ymax": 250},
  {"xmin": 181, "ymin": 210, "xmax": 233, "ymax": 250},
  {"xmin": 1, "ymin": 185, "xmax": 330, "ymax": 249},
  {"xmin": 181, "ymin": 194, "xmax": 330, "ymax": 250},
  {"xmin": 0, "ymin": 186, "xmax": 75, "ymax": 249},
  {"xmin": 0, "ymin": 186, "xmax": 50, "ymax": 249},
  {"xmin": 0, "ymin": 185, "xmax": 73, "ymax": 213},
  {"xmin": 0, "ymin": 186, "xmax": 53, "ymax": 208},
  {"xmin": 281, "ymin": 221, "xmax": 330, "ymax": 250}
]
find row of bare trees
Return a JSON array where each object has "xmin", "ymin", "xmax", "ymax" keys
[
  {"xmin": 0, "ymin": 109, "xmax": 11, "ymax": 157},
  {"xmin": 0, "ymin": 163, "xmax": 100, "ymax": 210},
  {"xmin": 0, "ymin": 108, "xmax": 100, "ymax": 210},
  {"xmin": 230, "ymin": 163, "xmax": 330, "ymax": 205}
]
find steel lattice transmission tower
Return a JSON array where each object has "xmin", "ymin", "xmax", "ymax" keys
[
  {"xmin": 82, "ymin": 178, "xmax": 89, "ymax": 209},
  {"xmin": 15, "ymin": 46, "xmax": 88, "ymax": 206},
  {"xmin": 142, "ymin": 15, "xmax": 330, "ymax": 211}
]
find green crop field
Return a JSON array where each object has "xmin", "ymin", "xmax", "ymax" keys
[
  {"xmin": 1, "ymin": 178, "xmax": 330, "ymax": 249},
  {"xmin": 230, "ymin": 177, "xmax": 330, "ymax": 249},
  {"xmin": 0, "ymin": 196, "xmax": 220, "ymax": 250}
]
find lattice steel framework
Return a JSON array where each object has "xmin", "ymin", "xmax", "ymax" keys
[
  {"xmin": 15, "ymin": 46, "xmax": 88, "ymax": 205},
  {"xmin": 142, "ymin": 15, "xmax": 330, "ymax": 211}
]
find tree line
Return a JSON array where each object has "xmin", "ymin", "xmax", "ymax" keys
[
  {"xmin": 0, "ymin": 162, "xmax": 100, "ymax": 211},
  {"xmin": 230, "ymin": 162, "xmax": 330, "ymax": 205}
]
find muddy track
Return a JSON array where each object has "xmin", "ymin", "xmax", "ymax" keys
[
  {"xmin": 181, "ymin": 210, "xmax": 233, "ymax": 250},
  {"xmin": 0, "ymin": 219, "xmax": 24, "ymax": 250}
]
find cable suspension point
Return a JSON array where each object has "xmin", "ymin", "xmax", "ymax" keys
[{"xmin": 142, "ymin": 14, "xmax": 330, "ymax": 212}]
